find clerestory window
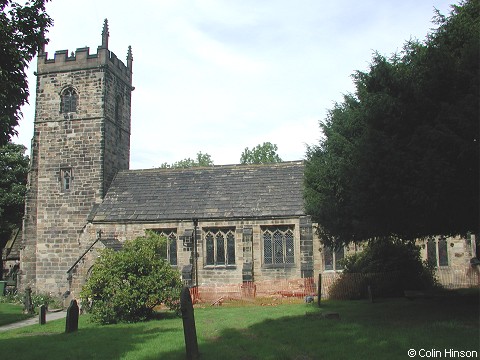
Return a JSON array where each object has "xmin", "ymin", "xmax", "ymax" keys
[
  {"xmin": 262, "ymin": 226, "xmax": 295, "ymax": 266},
  {"xmin": 60, "ymin": 87, "xmax": 78, "ymax": 113},
  {"xmin": 204, "ymin": 228, "xmax": 235, "ymax": 266}
]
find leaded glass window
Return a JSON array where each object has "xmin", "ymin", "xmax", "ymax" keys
[
  {"xmin": 323, "ymin": 245, "xmax": 344, "ymax": 271},
  {"xmin": 427, "ymin": 237, "xmax": 437, "ymax": 267},
  {"xmin": 204, "ymin": 228, "xmax": 235, "ymax": 266},
  {"xmin": 227, "ymin": 231, "xmax": 235, "ymax": 264},
  {"xmin": 438, "ymin": 237, "xmax": 448, "ymax": 267},
  {"xmin": 335, "ymin": 247, "xmax": 344, "ymax": 270},
  {"xmin": 154, "ymin": 229, "xmax": 177, "ymax": 266},
  {"xmin": 216, "ymin": 232, "xmax": 225, "ymax": 265},
  {"xmin": 206, "ymin": 233, "xmax": 214, "ymax": 265},
  {"xmin": 262, "ymin": 226, "xmax": 295, "ymax": 266},
  {"xmin": 425, "ymin": 237, "xmax": 449, "ymax": 267},
  {"xmin": 60, "ymin": 87, "xmax": 78, "ymax": 113},
  {"xmin": 324, "ymin": 246, "xmax": 333, "ymax": 271}
]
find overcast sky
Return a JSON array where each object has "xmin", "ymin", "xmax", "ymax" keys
[{"xmin": 14, "ymin": 0, "xmax": 455, "ymax": 169}]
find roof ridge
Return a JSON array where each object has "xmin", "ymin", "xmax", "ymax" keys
[{"xmin": 123, "ymin": 160, "xmax": 304, "ymax": 174}]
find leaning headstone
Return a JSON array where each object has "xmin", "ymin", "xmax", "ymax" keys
[
  {"xmin": 39, "ymin": 304, "xmax": 46, "ymax": 325},
  {"xmin": 65, "ymin": 299, "xmax": 79, "ymax": 333},
  {"xmin": 180, "ymin": 287, "xmax": 199, "ymax": 360},
  {"xmin": 23, "ymin": 286, "xmax": 34, "ymax": 314}
]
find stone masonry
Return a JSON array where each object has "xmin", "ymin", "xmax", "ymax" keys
[{"xmin": 20, "ymin": 20, "xmax": 133, "ymax": 296}]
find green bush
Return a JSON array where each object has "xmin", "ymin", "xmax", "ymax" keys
[
  {"xmin": 80, "ymin": 231, "xmax": 182, "ymax": 324},
  {"xmin": 329, "ymin": 238, "xmax": 438, "ymax": 299},
  {"xmin": 0, "ymin": 292, "xmax": 22, "ymax": 305},
  {"xmin": 31, "ymin": 293, "xmax": 62, "ymax": 310}
]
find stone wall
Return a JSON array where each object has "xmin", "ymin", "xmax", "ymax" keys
[
  {"xmin": 103, "ymin": 67, "xmax": 131, "ymax": 193},
  {"xmin": 68, "ymin": 220, "xmax": 476, "ymax": 298},
  {"xmin": 68, "ymin": 217, "xmax": 315, "ymax": 295},
  {"xmin": 20, "ymin": 43, "xmax": 132, "ymax": 296},
  {"xmin": 311, "ymin": 227, "xmax": 475, "ymax": 277}
]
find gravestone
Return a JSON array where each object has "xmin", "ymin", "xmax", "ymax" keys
[
  {"xmin": 65, "ymin": 299, "xmax": 79, "ymax": 333},
  {"xmin": 180, "ymin": 287, "xmax": 199, "ymax": 360},
  {"xmin": 39, "ymin": 304, "xmax": 46, "ymax": 325},
  {"xmin": 23, "ymin": 286, "xmax": 34, "ymax": 314}
]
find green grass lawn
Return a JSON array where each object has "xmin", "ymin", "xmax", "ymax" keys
[
  {"xmin": 0, "ymin": 303, "xmax": 33, "ymax": 326},
  {"xmin": 0, "ymin": 291, "xmax": 478, "ymax": 360}
]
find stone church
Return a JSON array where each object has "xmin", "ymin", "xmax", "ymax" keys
[{"xmin": 19, "ymin": 21, "xmax": 476, "ymax": 298}]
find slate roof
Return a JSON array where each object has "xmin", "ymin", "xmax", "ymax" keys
[{"xmin": 91, "ymin": 161, "xmax": 305, "ymax": 222}]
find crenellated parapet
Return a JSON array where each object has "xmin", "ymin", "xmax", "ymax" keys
[{"xmin": 36, "ymin": 19, "xmax": 132, "ymax": 84}]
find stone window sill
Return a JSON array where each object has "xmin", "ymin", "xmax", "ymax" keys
[
  {"xmin": 261, "ymin": 263, "xmax": 296, "ymax": 269},
  {"xmin": 203, "ymin": 265, "xmax": 237, "ymax": 270}
]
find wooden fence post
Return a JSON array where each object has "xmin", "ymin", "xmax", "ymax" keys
[{"xmin": 317, "ymin": 273, "xmax": 322, "ymax": 306}]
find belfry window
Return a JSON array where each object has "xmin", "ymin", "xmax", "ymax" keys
[
  {"xmin": 60, "ymin": 87, "xmax": 78, "ymax": 113},
  {"xmin": 262, "ymin": 226, "xmax": 295, "ymax": 266},
  {"xmin": 204, "ymin": 228, "xmax": 235, "ymax": 266}
]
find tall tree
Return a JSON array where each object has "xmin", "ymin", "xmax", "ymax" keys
[
  {"xmin": 305, "ymin": 0, "xmax": 479, "ymax": 247},
  {"xmin": 240, "ymin": 142, "xmax": 282, "ymax": 164},
  {"xmin": 0, "ymin": 0, "xmax": 52, "ymax": 145},
  {"xmin": 160, "ymin": 151, "xmax": 214, "ymax": 169},
  {"xmin": 0, "ymin": 143, "xmax": 29, "ymax": 279}
]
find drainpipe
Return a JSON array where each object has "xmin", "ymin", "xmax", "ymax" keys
[{"xmin": 193, "ymin": 219, "xmax": 199, "ymax": 288}]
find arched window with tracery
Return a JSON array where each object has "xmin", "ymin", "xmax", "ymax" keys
[
  {"xmin": 262, "ymin": 226, "xmax": 295, "ymax": 266},
  {"xmin": 204, "ymin": 228, "xmax": 236, "ymax": 266},
  {"xmin": 152, "ymin": 229, "xmax": 178, "ymax": 266},
  {"xmin": 60, "ymin": 87, "xmax": 78, "ymax": 113}
]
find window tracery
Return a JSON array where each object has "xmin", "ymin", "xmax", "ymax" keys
[
  {"xmin": 262, "ymin": 226, "xmax": 294, "ymax": 266},
  {"xmin": 60, "ymin": 87, "xmax": 78, "ymax": 113}
]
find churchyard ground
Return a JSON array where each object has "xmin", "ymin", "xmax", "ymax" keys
[{"xmin": 0, "ymin": 289, "xmax": 478, "ymax": 359}]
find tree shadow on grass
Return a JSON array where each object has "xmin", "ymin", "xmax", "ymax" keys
[
  {"xmin": 0, "ymin": 319, "xmax": 182, "ymax": 360},
  {"xmin": 157, "ymin": 296, "xmax": 480, "ymax": 360},
  {"xmin": 1, "ymin": 295, "xmax": 477, "ymax": 360}
]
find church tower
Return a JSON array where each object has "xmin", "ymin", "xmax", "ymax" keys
[{"xmin": 20, "ymin": 20, "xmax": 133, "ymax": 295}]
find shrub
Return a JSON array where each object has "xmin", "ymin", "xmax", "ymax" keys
[
  {"xmin": 329, "ymin": 238, "xmax": 438, "ymax": 299},
  {"xmin": 80, "ymin": 231, "xmax": 182, "ymax": 324},
  {"xmin": 0, "ymin": 292, "xmax": 22, "ymax": 305},
  {"xmin": 31, "ymin": 293, "xmax": 62, "ymax": 310},
  {"xmin": 0, "ymin": 291, "xmax": 62, "ymax": 312}
]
